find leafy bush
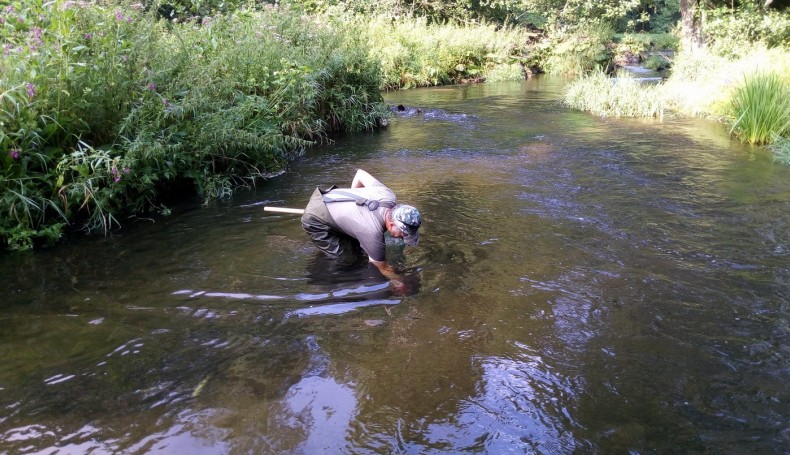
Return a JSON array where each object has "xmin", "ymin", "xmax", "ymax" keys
[
  {"xmin": 0, "ymin": 1, "xmax": 390, "ymax": 250},
  {"xmin": 651, "ymin": 33, "xmax": 679, "ymax": 50},
  {"xmin": 643, "ymin": 53, "xmax": 670, "ymax": 70},
  {"xmin": 615, "ymin": 32, "xmax": 678, "ymax": 51},
  {"xmin": 543, "ymin": 22, "xmax": 614, "ymax": 76},
  {"xmin": 729, "ymin": 71, "xmax": 790, "ymax": 145},
  {"xmin": 614, "ymin": 33, "xmax": 654, "ymax": 56},
  {"xmin": 365, "ymin": 16, "xmax": 530, "ymax": 89},
  {"xmin": 1, "ymin": 0, "xmax": 535, "ymax": 250},
  {"xmin": 705, "ymin": 5, "xmax": 790, "ymax": 58}
]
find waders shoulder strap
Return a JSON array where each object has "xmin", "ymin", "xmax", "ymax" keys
[{"xmin": 323, "ymin": 190, "xmax": 395, "ymax": 211}]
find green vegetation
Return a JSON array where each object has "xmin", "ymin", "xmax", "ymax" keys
[
  {"xmin": 3, "ymin": 0, "xmax": 789, "ymax": 250},
  {"xmin": 542, "ymin": 22, "xmax": 615, "ymax": 76},
  {"xmin": 562, "ymin": 1, "xmax": 790, "ymax": 162},
  {"xmin": 614, "ymin": 32, "xmax": 679, "ymax": 57},
  {"xmin": 0, "ymin": 1, "xmax": 531, "ymax": 250},
  {"xmin": 564, "ymin": 70, "xmax": 665, "ymax": 117},
  {"xmin": 366, "ymin": 16, "xmax": 529, "ymax": 89},
  {"xmin": 2, "ymin": 2, "xmax": 382, "ymax": 249},
  {"xmin": 770, "ymin": 136, "xmax": 790, "ymax": 166},
  {"xmin": 729, "ymin": 72, "xmax": 790, "ymax": 145}
]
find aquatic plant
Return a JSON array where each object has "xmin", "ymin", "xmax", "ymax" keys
[
  {"xmin": 769, "ymin": 135, "xmax": 790, "ymax": 166},
  {"xmin": 563, "ymin": 69, "xmax": 666, "ymax": 118},
  {"xmin": 728, "ymin": 71, "xmax": 790, "ymax": 145}
]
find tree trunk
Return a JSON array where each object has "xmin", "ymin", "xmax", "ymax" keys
[{"xmin": 679, "ymin": 0, "xmax": 705, "ymax": 53}]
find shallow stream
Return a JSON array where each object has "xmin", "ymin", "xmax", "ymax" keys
[{"xmin": 1, "ymin": 78, "xmax": 789, "ymax": 453}]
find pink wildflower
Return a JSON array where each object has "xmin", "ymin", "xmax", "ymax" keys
[
  {"xmin": 26, "ymin": 83, "xmax": 35, "ymax": 99},
  {"xmin": 9, "ymin": 149, "xmax": 20, "ymax": 160}
]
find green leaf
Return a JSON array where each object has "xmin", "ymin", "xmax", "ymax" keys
[{"xmin": 70, "ymin": 164, "xmax": 89, "ymax": 177}]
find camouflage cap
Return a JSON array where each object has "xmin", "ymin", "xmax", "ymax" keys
[{"xmin": 392, "ymin": 204, "xmax": 422, "ymax": 246}]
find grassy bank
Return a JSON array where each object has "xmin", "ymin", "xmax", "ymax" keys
[
  {"xmin": 561, "ymin": 8, "xmax": 790, "ymax": 158},
  {"xmin": 564, "ymin": 46, "xmax": 790, "ymax": 145},
  {"xmin": 0, "ymin": 1, "xmax": 530, "ymax": 250}
]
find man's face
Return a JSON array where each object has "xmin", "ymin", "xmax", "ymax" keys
[{"xmin": 386, "ymin": 220, "xmax": 404, "ymax": 239}]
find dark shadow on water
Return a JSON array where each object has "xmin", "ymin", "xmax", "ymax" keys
[
  {"xmin": 304, "ymin": 251, "xmax": 421, "ymax": 298},
  {"xmin": 304, "ymin": 251, "xmax": 372, "ymax": 285}
]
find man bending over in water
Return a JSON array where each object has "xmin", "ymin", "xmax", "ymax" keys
[{"xmin": 301, "ymin": 169, "xmax": 422, "ymax": 283}]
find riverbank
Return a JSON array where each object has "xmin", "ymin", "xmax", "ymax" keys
[
  {"xmin": 0, "ymin": 2, "xmax": 531, "ymax": 250},
  {"xmin": 561, "ymin": 9, "xmax": 790, "ymax": 157}
]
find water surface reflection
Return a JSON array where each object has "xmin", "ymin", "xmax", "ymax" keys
[{"xmin": 1, "ymin": 79, "xmax": 789, "ymax": 454}]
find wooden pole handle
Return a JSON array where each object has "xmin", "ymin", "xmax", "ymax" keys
[{"xmin": 264, "ymin": 206, "xmax": 305, "ymax": 215}]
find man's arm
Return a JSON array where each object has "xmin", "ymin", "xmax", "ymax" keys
[{"xmin": 351, "ymin": 169, "xmax": 384, "ymax": 188}]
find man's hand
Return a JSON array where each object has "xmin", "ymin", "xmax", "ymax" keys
[
  {"xmin": 389, "ymin": 278, "xmax": 408, "ymax": 295},
  {"xmin": 370, "ymin": 258, "xmax": 404, "ymax": 289}
]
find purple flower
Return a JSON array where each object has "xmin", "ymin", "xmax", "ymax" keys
[
  {"xmin": 111, "ymin": 167, "xmax": 121, "ymax": 182},
  {"xmin": 123, "ymin": 167, "xmax": 131, "ymax": 174},
  {"xmin": 147, "ymin": 82, "xmax": 157, "ymax": 91},
  {"xmin": 115, "ymin": 10, "xmax": 123, "ymax": 21},
  {"xmin": 31, "ymin": 27, "xmax": 44, "ymax": 44},
  {"xmin": 6, "ymin": 5, "xmax": 13, "ymax": 13},
  {"xmin": 9, "ymin": 149, "xmax": 20, "ymax": 160},
  {"xmin": 84, "ymin": 33, "xmax": 92, "ymax": 40},
  {"xmin": 26, "ymin": 83, "xmax": 35, "ymax": 99}
]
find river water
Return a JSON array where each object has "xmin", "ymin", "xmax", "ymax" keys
[{"xmin": 1, "ymin": 78, "xmax": 789, "ymax": 454}]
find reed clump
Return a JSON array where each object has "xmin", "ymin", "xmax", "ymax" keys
[
  {"xmin": 563, "ymin": 70, "xmax": 665, "ymax": 118},
  {"xmin": 728, "ymin": 71, "xmax": 790, "ymax": 145}
]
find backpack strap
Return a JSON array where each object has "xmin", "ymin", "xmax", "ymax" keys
[{"xmin": 323, "ymin": 190, "xmax": 395, "ymax": 211}]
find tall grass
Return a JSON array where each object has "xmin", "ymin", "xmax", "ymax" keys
[
  {"xmin": 729, "ymin": 71, "xmax": 790, "ymax": 145},
  {"xmin": 769, "ymin": 136, "xmax": 790, "ymax": 166},
  {"xmin": 563, "ymin": 70, "xmax": 665, "ymax": 118}
]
